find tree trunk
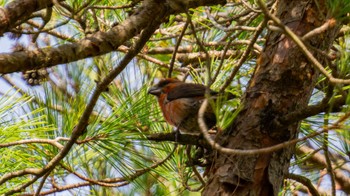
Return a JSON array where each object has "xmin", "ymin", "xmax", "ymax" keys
[{"xmin": 203, "ymin": 1, "xmax": 340, "ymax": 195}]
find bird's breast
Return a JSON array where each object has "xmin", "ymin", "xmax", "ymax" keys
[{"xmin": 160, "ymin": 98, "xmax": 199, "ymax": 127}]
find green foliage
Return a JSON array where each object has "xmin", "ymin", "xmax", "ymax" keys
[
  {"xmin": 327, "ymin": 0, "xmax": 350, "ymax": 20},
  {"xmin": 0, "ymin": 92, "xmax": 55, "ymax": 194}
]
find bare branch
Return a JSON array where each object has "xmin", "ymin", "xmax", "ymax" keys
[
  {"xmin": 26, "ymin": 20, "xmax": 77, "ymax": 42},
  {"xmin": 277, "ymin": 95, "xmax": 346, "ymax": 126},
  {"xmin": 0, "ymin": 138, "xmax": 64, "ymax": 149},
  {"xmin": 168, "ymin": 17, "xmax": 189, "ymax": 77},
  {"xmin": 35, "ymin": 171, "xmax": 51, "ymax": 196},
  {"xmin": 286, "ymin": 173, "xmax": 320, "ymax": 196},
  {"xmin": 297, "ymin": 146, "xmax": 350, "ymax": 194},
  {"xmin": 302, "ymin": 19, "xmax": 337, "ymax": 41},
  {"xmin": 117, "ymin": 45, "xmax": 190, "ymax": 73},
  {"xmin": 0, "ymin": 1, "xmax": 166, "ymax": 74},
  {"xmin": 90, "ymin": 0, "xmax": 141, "ymax": 10},
  {"xmin": 176, "ymin": 50, "xmax": 240, "ymax": 66},
  {"xmin": 220, "ymin": 19, "xmax": 267, "ymax": 92},
  {"xmin": 0, "ymin": 0, "xmax": 226, "ymax": 74},
  {"xmin": 198, "ymin": 103, "xmax": 350, "ymax": 155},
  {"xmin": 323, "ymin": 116, "xmax": 336, "ymax": 196}
]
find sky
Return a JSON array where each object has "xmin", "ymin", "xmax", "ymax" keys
[{"xmin": 0, "ymin": 34, "xmax": 14, "ymax": 53}]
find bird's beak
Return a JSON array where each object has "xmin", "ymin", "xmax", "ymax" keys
[{"xmin": 148, "ymin": 86, "xmax": 161, "ymax": 96}]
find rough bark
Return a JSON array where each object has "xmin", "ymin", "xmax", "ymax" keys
[
  {"xmin": 0, "ymin": 0, "xmax": 226, "ymax": 74},
  {"xmin": 0, "ymin": 0, "xmax": 61, "ymax": 36},
  {"xmin": 0, "ymin": 0, "xmax": 167, "ymax": 74},
  {"xmin": 203, "ymin": 1, "xmax": 340, "ymax": 195}
]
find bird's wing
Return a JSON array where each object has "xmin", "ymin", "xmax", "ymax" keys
[{"xmin": 167, "ymin": 83, "xmax": 218, "ymax": 101}]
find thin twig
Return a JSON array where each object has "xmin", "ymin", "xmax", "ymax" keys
[
  {"xmin": 22, "ymin": 181, "xmax": 120, "ymax": 196},
  {"xmin": 323, "ymin": 113, "xmax": 336, "ymax": 196},
  {"xmin": 186, "ymin": 11, "xmax": 212, "ymax": 82},
  {"xmin": 60, "ymin": 148, "xmax": 180, "ymax": 191},
  {"xmin": 197, "ymin": 101, "xmax": 350, "ymax": 155},
  {"xmin": 220, "ymin": 19, "xmax": 267, "ymax": 92},
  {"xmin": 298, "ymin": 145, "xmax": 350, "ymax": 193},
  {"xmin": 211, "ymin": 37, "xmax": 234, "ymax": 84},
  {"xmin": 146, "ymin": 40, "xmax": 263, "ymax": 54},
  {"xmin": 117, "ymin": 45, "xmax": 191, "ymax": 73},
  {"xmin": 25, "ymin": 20, "xmax": 77, "ymax": 42},
  {"xmin": 91, "ymin": 4, "xmax": 136, "ymax": 10},
  {"xmin": 302, "ymin": 19, "xmax": 336, "ymax": 41},
  {"xmin": 257, "ymin": 0, "xmax": 349, "ymax": 84},
  {"xmin": 35, "ymin": 171, "xmax": 51, "ymax": 196},
  {"xmin": 176, "ymin": 50, "xmax": 240, "ymax": 66},
  {"xmin": 185, "ymin": 146, "xmax": 205, "ymax": 190},
  {"xmin": 240, "ymin": 0, "xmax": 262, "ymax": 13},
  {"xmin": 287, "ymin": 173, "xmax": 321, "ymax": 196},
  {"xmin": 192, "ymin": 165, "xmax": 205, "ymax": 187},
  {"xmin": 26, "ymin": 18, "xmax": 71, "ymax": 34},
  {"xmin": 0, "ymin": 138, "xmax": 64, "ymax": 149},
  {"xmin": 205, "ymin": 7, "xmax": 258, "ymax": 32},
  {"xmin": 2, "ymin": 10, "xmax": 164, "ymax": 194},
  {"xmin": 168, "ymin": 17, "xmax": 190, "ymax": 77}
]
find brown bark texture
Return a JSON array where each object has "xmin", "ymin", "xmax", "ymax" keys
[
  {"xmin": 0, "ymin": 0, "xmax": 226, "ymax": 74},
  {"xmin": 203, "ymin": 1, "xmax": 340, "ymax": 195},
  {"xmin": 0, "ymin": 0, "xmax": 59, "ymax": 35},
  {"xmin": 0, "ymin": 0, "xmax": 167, "ymax": 74}
]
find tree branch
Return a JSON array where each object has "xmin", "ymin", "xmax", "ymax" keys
[
  {"xmin": 1, "ymin": 3, "xmax": 164, "ymax": 194},
  {"xmin": 0, "ymin": 0, "xmax": 226, "ymax": 74},
  {"xmin": 197, "ymin": 102, "xmax": 350, "ymax": 155},
  {"xmin": 297, "ymin": 145, "xmax": 350, "ymax": 194},
  {"xmin": 0, "ymin": 138, "xmax": 64, "ymax": 149},
  {"xmin": 277, "ymin": 95, "xmax": 345, "ymax": 126},
  {"xmin": 286, "ymin": 173, "xmax": 320, "ymax": 196},
  {"xmin": 30, "ymin": 143, "xmax": 177, "ymax": 195},
  {"xmin": 220, "ymin": 19, "xmax": 266, "ymax": 92},
  {"xmin": 0, "ymin": 0, "xmax": 63, "ymax": 35},
  {"xmin": 0, "ymin": 0, "xmax": 164, "ymax": 74},
  {"xmin": 146, "ymin": 132, "xmax": 209, "ymax": 147}
]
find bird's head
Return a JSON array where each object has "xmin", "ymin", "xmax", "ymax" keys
[{"xmin": 148, "ymin": 78, "xmax": 181, "ymax": 97}]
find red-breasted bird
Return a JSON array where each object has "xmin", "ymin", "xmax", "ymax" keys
[{"xmin": 148, "ymin": 78, "xmax": 218, "ymax": 135}]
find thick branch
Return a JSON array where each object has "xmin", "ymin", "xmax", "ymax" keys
[
  {"xmin": 278, "ymin": 96, "xmax": 345, "ymax": 126},
  {"xmin": 0, "ymin": 0, "xmax": 226, "ymax": 74},
  {"xmin": 0, "ymin": 0, "xmax": 62, "ymax": 35},
  {"xmin": 0, "ymin": 0, "xmax": 164, "ymax": 74},
  {"xmin": 2, "ymin": 3, "xmax": 164, "ymax": 194}
]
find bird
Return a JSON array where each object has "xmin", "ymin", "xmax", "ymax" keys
[{"xmin": 148, "ymin": 78, "xmax": 218, "ymax": 135}]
